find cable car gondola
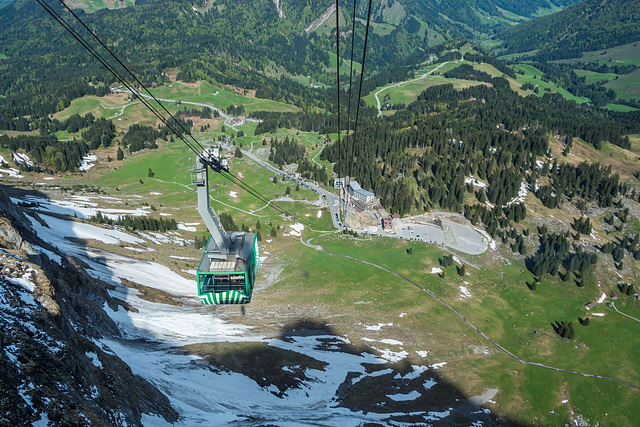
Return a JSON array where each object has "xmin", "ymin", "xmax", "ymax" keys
[{"xmin": 193, "ymin": 149, "xmax": 259, "ymax": 304}]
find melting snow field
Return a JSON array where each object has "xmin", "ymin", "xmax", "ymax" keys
[
  {"xmin": 79, "ymin": 154, "xmax": 98, "ymax": 172},
  {"xmin": 459, "ymin": 286, "xmax": 472, "ymax": 299},
  {"xmin": 13, "ymin": 194, "xmax": 151, "ymax": 219},
  {"xmin": 283, "ymin": 222, "xmax": 305, "ymax": 237},
  {"xmin": 18, "ymin": 203, "xmax": 482, "ymax": 425}
]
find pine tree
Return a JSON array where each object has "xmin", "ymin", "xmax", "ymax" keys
[
  {"xmin": 458, "ymin": 264, "xmax": 466, "ymax": 277},
  {"xmin": 117, "ymin": 147, "xmax": 124, "ymax": 161}
]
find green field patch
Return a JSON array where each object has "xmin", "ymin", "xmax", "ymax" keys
[
  {"xmin": 53, "ymin": 130, "xmax": 83, "ymax": 141},
  {"xmin": 604, "ymin": 69, "xmax": 640, "ymax": 100},
  {"xmin": 294, "ymin": 235, "xmax": 640, "ymax": 425},
  {"xmin": 53, "ymin": 96, "xmax": 129, "ymax": 121},
  {"xmin": 425, "ymin": 25, "xmax": 446, "ymax": 47},
  {"xmin": 381, "ymin": 0, "xmax": 406, "ymax": 26},
  {"xmin": 327, "ymin": 52, "xmax": 362, "ymax": 76},
  {"xmin": 64, "ymin": 0, "xmax": 132, "ymax": 13},
  {"xmin": 135, "ymin": 81, "xmax": 300, "ymax": 114},
  {"xmin": 355, "ymin": 17, "xmax": 395, "ymax": 36},
  {"xmin": 515, "ymin": 64, "xmax": 590, "ymax": 104},
  {"xmin": 605, "ymin": 103, "xmax": 638, "ymax": 112},
  {"xmin": 573, "ymin": 69, "xmax": 619, "ymax": 84},
  {"xmin": 309, "ymin": 7, "xmax": 345, "ymax": 37},
  {"xmin": 432, "ymin": 61, "xmax": 463, "ymax": 75}
]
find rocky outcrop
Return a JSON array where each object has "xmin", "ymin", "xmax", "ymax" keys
[{"xmin": 0, "ymin": 186, "xmax": 179, "ymax": 426}]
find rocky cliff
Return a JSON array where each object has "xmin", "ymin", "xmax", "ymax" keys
[{"xmin": 0, "ymin": 186, "xmax": 178, "ymax": 426}]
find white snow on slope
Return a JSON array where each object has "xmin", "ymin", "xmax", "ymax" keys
[
  {"xmin": 388, "ymin": 390, "xmax": 421, "ymax": 401},
  {"xmin": 23, "ymin": 207, "xmax": 474, "ymax": 425},
  {"xmin": 459, "ymin": 286, "xmax": 472, "ymax": 299},
  {"xmin": 505, "ymin": 180, "xmax": 528, "ymax": 206},
  {"xmin": 79, "ymin": 154, "xmax": 98, "ymax": 172},
  {"xmin": 12, "ymin": 152, "xmax": 33, "ymax": 166},
  {"xmin": 27, "ymin": 213, "xmax": 143, "ymax": 246},
  {"xmin": 14, "ymin": 195, "xmax": 150, "ymax": 219},
  {"xmin": 464, "ymin": 177, "xmax": 488, "ymax": 189},
  {"xmin": 31, "ymin": 244, "xmax": 63, "ymax": 265},
  {"xmin": 177, "ymin": 223, "xmax": 197, "ymax": 232}
]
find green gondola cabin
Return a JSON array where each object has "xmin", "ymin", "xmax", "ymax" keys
[
  {"xmin": 196, "ymin": 233, "xmax": 259, "ymax": 304},
  {"xmin": 193, "ymin": 149, "xmax": 260, "ymax": 305}
]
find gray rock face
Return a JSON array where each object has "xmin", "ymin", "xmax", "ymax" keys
[{"xmin": 0, "ymin": 185, "xmax": 179, "ymax": 426}]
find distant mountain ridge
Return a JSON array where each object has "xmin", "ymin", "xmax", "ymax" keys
[{"xmin": 499, "ymin": 0, "xmax": 640, "ymax": 61}]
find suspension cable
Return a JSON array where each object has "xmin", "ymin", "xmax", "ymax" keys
[
  {"xmin": 37, "ymin": 0, "xmax": 294, "ymax": 218},
  {"xmin": 55, "ymin": 0, "xmax": 208, "ymax": 154},
  {"xmin": 346, "ymin": 0, "xmax": 358, "ymax": 136},
  {"xmin": 348, "ymin": 0, "xmax": 373, "ymax": 178},
  {"xmin": 335, "ymin": 0, "xmax": 341, "ymax": 151},
  {"xmin": 36, "ymin": 0, "xmax": 203, "ymax": 157}
]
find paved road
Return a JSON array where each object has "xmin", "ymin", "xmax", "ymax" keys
[
  {"xmin": 360, "ymin": 214, "xmax": 488, "ymax": 255},
  {"xmin": 301, "ymin": 234, "xmax": 640, "ymax": 391},
  {"xmin": 610, "ymin": 302, "xmax": 640, "ymax": 323}
]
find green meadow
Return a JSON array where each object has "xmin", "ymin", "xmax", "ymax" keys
[{"xmin": 274, "ymin": 233, "xmax": 640, "ymax": 426}]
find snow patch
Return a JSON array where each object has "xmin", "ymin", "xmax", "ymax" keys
[
  {"xmin": 394, "ymin": 365, "xmax": 428, "ymax": 380},
  {"xmin": 287, "ymin": 222, "xmax": 305, "ymax": 237},
  {"xmin": 459, "ymin": 286, "xmax": 472, "ymax": 299},
  {"xmin": 416, "ymin": 350, "xmax": 429, "ymax": 358},
  {"xmin": 177, "ymin": 223, "xmax": 197, "ymax": 232},
  {"xmin": 0, "ymin": 166, "xmax": 23, "ymax": 178},
  {"xmin": 12, "ymin": 152, "xmax": 33, "ymax": 167},
  {"xmin": 388, "ymin": 390, "xmax": 421, "ymax": 401},
  {"xmin": 362, "ymin": 322, "xmax": 393, "ymax": 331},
  {"xmin": 85, "ymin": 351, "xmax": 103, "ymax": 369},
  {"xmin": 464, "ymin": 177, "xmax": 488, "ymax": 189},
  {"xmin": 430, "ymin": 267, "xmax": 442, "ymax": 274},
  {"xmin": 505, "ymin": 180, "xmax": 528, "ymax": 206},
  {"xmin": 79, "ymin": 154, "xmax": 98, "ymax": 172},
  {"xmin": 597, "ymin": 293, "xmax": 606, "ymax": 304},
  {"xmin": 31, "ymin": 245, "xmax": 62, "ymax": 265},
  {"xmin": 430, "ymin": 362, "xmax": 447, "ymax": 370},
  {"xmin": 423, "ymin": 378, "xmax": 437, "ymax": 390}
]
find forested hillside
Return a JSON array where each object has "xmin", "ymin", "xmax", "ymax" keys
[
  {"xmin": 499, "ymin": 0, "xmax": 640, "ymax": 60},
  {"xmin": 0, "ymin": 0, "xmax": 585, "ymax": 125},
  {"xmin": 322, "ymin": 78, "xmax": 640, "ymax": 217}
]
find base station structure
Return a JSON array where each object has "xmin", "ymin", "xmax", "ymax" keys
[{"xmin": 193, "ymin": 149, "xmax": 259, "ymax": 304}]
